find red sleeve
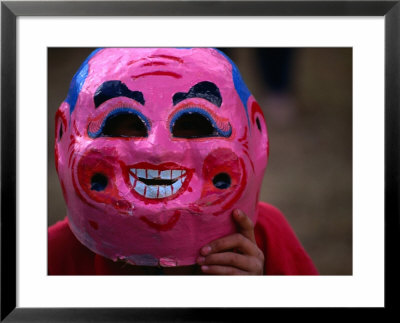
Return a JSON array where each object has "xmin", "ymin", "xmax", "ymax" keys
[
  {"xmin": 48, "ymin": 217, "xmax": 97, "ymax": 275},
  {"xmin": 254, "ymin": 202, "xmax": 318, "ymax": 275}
]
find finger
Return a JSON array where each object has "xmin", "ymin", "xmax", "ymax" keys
[
  {"xmin": 197, "ymin": 252, "xmax": 261, "ymax": 273},
  {"xmin": 200, "ymin": 233, "xmax": 258, "ymax": 257},
  {"xmin": 233, "ymin": 209, "xmax": 256, "ymax": 243},
  {"xmin": 200, "ymin": 265, "xmax": 248, "ymax": 275}
]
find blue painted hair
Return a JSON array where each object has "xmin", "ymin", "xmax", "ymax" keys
[
  {"xmin": 65, "ymin": 48, "xmax": 103, "ymax": 115},
  {"xmin": 213, "ymin": 49, "xmax": 251, "ymax": 125}
]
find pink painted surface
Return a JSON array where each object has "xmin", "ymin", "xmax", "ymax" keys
[{"xmin": 55, "ymin": 48, "xmax": 269, "ymax": 266}]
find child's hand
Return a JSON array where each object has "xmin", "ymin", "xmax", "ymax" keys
[{"xmin": 197, "ymin": 209, "xmax": 264, "ymax": 275}]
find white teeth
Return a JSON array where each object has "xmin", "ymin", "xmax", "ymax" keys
[
  {"xmin": 172, "ymin": 170, "xmax": 181, "ymax": 179},
  {"xmin": 130, "ymin": 168, "xmax": 185, "ymax": 180},
  {"xmin": 129, "ymin": 168, "xmax": 187, "ymax": 199},
  {"xmin": 147, "ymin": 169, "xmax": 159, "ymax": 179},
  {"xmin": 130, "ymin": 175, "xmax": 135, "ymax": 187},
  {"xmin": 134, "ymin": 180, "xmax": 146, "ymax": 196},
  {"xmin": 160, "ymin": 170, "xmax": 171, "ymax": 180},
  {"xmin": 158, "ymin": 185, "xmax": 167, "ymax": 198},
  {"xmin": 164, "ymin": 185, "xmax": 173, "ymax": 197},
  {"xmin": 171, "ymin": 176, "xmax": 185, "ymax": 194},
  {"xmin": 136, "ymin": 169, "xmax": 146, "ymax": 179},
  {"xmin": 145, "ymin": 185, "xmax": 158, "ymax": 198}
]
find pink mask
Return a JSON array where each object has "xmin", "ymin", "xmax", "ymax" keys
[{"xmin": 55, "ymin": 48, "xmax": 268, "ymax": 266}]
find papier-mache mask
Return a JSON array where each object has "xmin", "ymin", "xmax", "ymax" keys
[{"xmin": 55, "ymin": 48, "xmax": 269, "ymax": 266}]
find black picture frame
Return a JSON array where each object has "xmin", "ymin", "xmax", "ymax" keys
[{"xmin": 1, "ymin": 1, "xmax": 399, "ymax": 321}]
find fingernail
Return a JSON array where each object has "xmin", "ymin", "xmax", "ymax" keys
[
  {"xmin": 197, "ymin": 256, "xmax": 205, "ymax": 264},
  {"xmin": 201, "ymin": 265, "xmax": 209, "ymax": 271},
  {"xmin": 234, "ymin": 209, "xmax": 242, "ymax": 217},
  {"xmin": 201, "ymin": 246, "xmax": 212, "ymax": 255}
]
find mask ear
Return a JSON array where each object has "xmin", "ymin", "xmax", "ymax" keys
[
  {"xmin": 55, "ymin": 102, "xmax": 69, "ymax": 141},
  {"xmin": 248, "ymin": 96, "xmax": 269, "ymax": 158},
  {"xmin": 54, "ymin": 102, "xmax": 70, "ymax": 173}
]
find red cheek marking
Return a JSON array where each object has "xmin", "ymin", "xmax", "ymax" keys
[
  {"xmin": 188, "ymin": 187, "xmax": 193, "ymax": 192},
  {"xmin": 73, "ymin": 148, "xmax": 128, "ymax": 213},
  {"xmin": 68, "ymin": 136, "xmax": 77, "ymax": 167},
  {"xmin": 89, "ymin": 220, "xmax": 99, "ymax": 230},
  {"xmin": 212, "ymin": 158, "xmax": 247, "ymax": 216},
  {"xmin": 243, "ymin": 149, "xmax": 255, "ymax": 173},
  {"xmin": 72, "ymin": 156, "xmax": 98, "ymax": 209},
  {"xmin": 68, "ymin": 137, "xmax": 77, "ymax": 152},
  {"xmin": 199, "ymin": 148, "xmax": 246, "ymax": 215},
  {"xmin": 77, "ymin": 149, "xmax": 121, "ymax": 205},
  {"xmin": 140, "ymin": 210, "xmax": 181, "ymax": 232},
  {"xmin": 68, "ymin": 149, "xmax": 75, "ymax": 168}
]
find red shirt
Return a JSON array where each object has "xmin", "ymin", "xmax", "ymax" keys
[{"xmin": 48, "ymin": 202, "xmax": 318, "ymax": 275}]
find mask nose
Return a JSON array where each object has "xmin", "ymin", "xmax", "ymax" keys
[
  {"xmin": 147, "ymin": 123, "xmax": 171, "ymax": 146},
  {"xmin": 141, "ymin": 121, "xmax": 198, "ymax": 164},
  {"xmin": 143, "ymin": 123, "xmax": 175, "ymax": 163}
]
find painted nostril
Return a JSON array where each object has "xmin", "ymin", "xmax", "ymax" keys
[
  {"xmin": 212, "ymin": 173, "xmax": 231, "ymax": 189},
  {"xmin": 91, "ymin": 173, "xmax": 108, "ymax": 191}
]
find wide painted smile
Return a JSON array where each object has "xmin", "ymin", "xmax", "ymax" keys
[{"xmin": 127, "ymin": 162, "xmax": 192, "ymax": 201}]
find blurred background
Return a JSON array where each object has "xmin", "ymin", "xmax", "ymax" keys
[{"xmin": 48, "ymin": 48, "xmax": 352, "ymax": 275}]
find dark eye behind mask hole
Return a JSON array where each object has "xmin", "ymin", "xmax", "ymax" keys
[
  {"xmin": 213, "ymin": 173, "xmax": 231, "ymax": 189},
  {"xmin": 101, "ymin": 112, "xmax": 148, "ymax": 137},
  {"xmin": 172, "ymin": 112, "xmax": 215, "ymax": 138}
]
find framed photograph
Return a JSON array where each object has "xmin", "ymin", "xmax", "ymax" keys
[{"xmin": 2, "ymin": 0, "xmax": 399, "ymax": 321}]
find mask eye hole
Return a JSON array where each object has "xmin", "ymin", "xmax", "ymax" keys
[
  {"xmin": 213, "ymin": 172, "xmax": 231, "ymax": 189},
  {"xmin": 101, "ymin": 112, "xmax": 148, "ymax": 137},
  {"xmin": 91, "ymin": 173, "xmax": 108, "ymax": 191},
  {"xmin": 172, "ymin": 112, "xmax": 215, "ymax": 138}
]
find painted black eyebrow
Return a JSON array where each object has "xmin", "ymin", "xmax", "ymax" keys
[
  {"xmin": 94, "ymin": 80, "xmax": 145, "ymax": 108},
  {"xmin": 172, "ymin": 81, "xmax": 222, "ymax": 107}
]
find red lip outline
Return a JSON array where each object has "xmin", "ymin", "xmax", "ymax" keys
[{"xmin": 123, "ymin": 162, "xmax": 194, "ymax": 204}]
